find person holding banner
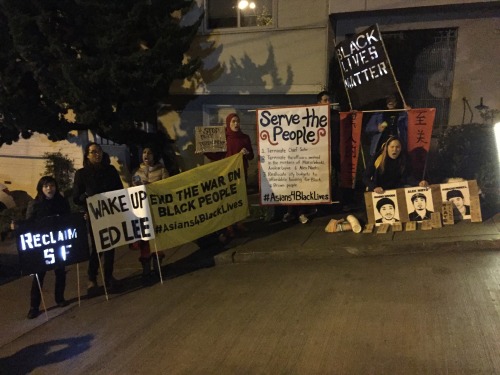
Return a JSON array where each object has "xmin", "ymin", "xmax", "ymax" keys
[
  {"xmin": 365, "ymin": 95, "xmax": 409, "ymax": 157},
  {"xmin": 131, "ymin": 146, "xmax": 169, "ymax": 284},
  {"xmin": 363, "ymin": 136, "xmax": 428, "ymax": 194},
  {"xmin": 205, "ymin": 112, "xmax": 254, "ymax": 240},
  {"xmin": 73, "ymin": 143, "xmax": 123, "ymax": 294},
  {"xmin": 25, "ymin": 176, "xmax": 71, "ymax": 319}
]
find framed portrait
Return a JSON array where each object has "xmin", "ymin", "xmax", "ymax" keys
[
  {"xmin": 440, "ymin": 182, "xmax": 471, "ymax": 220},
  {"xmin": 371, "ymin": 190, "xmax": 400, "ymax": 226},
  {"xmin": 404, "ymin": 187, "xmax": 434, "ymax": 222}
]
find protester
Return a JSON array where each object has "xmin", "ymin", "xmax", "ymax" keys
[
  {"xmin": 282, "ymin": 92, "xmax": 332, "ymax": 223},
  {"xmin": 363, "ymin": 136, "xmax": 428, "ymax": 194},
  {"xmin": 131, "ymin": 146, "xmax": 169, "ymax": 284},
  {"xmin": 205, "ymin": 113, "xmax": 254, "ymax": 240},
  {"xmin": 25, "ymin": 176, "xmax": 71, "ymax": 319},
  {"xmin": 365, "ymin": 94, "xmax": 410, "ymax": 157},
  {"xmin": 73, "ymin": 143, "xmax": 123, "ymax": 294}
]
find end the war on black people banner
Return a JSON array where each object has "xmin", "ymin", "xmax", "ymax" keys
[{"xmin": 85, "ymin": 154, "xmax": 248, "ymax": 251}]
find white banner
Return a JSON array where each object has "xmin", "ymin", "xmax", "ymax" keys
[
  {"xmin": 86, "ymin": 185, "xmax": 154, "ymax": 252},
  {"xmin": 257, "ymin": 104, "xmax": 331, "ymax": 205}
]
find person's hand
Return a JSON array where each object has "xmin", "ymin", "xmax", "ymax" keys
[
  {"xmin": 240, "ymin": 148, "xmax": 249, "ymax": 156},
  {"xmin": 377, "ymin": 122, "xmax": 388, "ymax": 132},
  {"xmin": 418, "ymin": 180, "xmax": 429, "ymax": 187},
  {"xmin": 374, "ymin": 187, "xmax": 384, "ymax": 194}
]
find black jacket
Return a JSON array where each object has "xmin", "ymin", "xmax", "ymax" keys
[
  {"xmin": 26, "ymin": 193, "xmax": 70, "ymax": 221},
  {"xmin": 73, "ymin": 164, "xmax": 123, "ymax": 207}
]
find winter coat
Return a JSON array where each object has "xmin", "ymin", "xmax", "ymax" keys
[
  {"xmin": 132, "ymin": 163, "xmax": 169, "ymax": 185},
  {"xmin": 73, "ymin": 163, "xmax": 123, "ymax": 207}
]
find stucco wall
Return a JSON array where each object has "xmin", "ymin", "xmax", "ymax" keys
[
  {"xmin": 330, "ymin": 0, "xmax": 498, "ymax": 13},
  {"xmin": 0, "ymin": 133, "xmax": 84, "ymax": 197}
]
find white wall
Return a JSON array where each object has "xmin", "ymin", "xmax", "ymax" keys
[{"xmin": 0, "ymin": 133, "xmax": 84, "ymax": 197}]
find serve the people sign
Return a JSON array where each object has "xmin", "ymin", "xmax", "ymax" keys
[{"xmin": 257, "ymin": 104, "xmax": 331, "ymax": 206}]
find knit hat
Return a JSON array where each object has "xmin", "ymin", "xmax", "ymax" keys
[
  {"xmin": 376, "ymin": 197, "xmax": 396, "ymax": 212},
  {"xmin": 446, "ymin": 189, "xmax": 464, "ymax": 200}
]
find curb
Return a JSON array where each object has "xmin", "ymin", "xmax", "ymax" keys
[{"xmin": 214, "ymin": 238, "xmax": 500, "ymax": 265}]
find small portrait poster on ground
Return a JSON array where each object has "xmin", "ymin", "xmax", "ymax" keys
[
  {"xmin": 257, "ymin": 104, "xmax": 331, "ymax": 206},
  {"xmin": 405, "ymin": 187, "xmax": 434, "ymax": 222},
  {"xmin": 369, "ymin": 190, "xmax": 400, "ymax": 226},
  {"xmin": 440, "ymin": 182, "xmax": 471, "ymax": 221},
  {"xmin": 86, "ymin": 185, "xmax": 154, "ymax": 252},
  {"xmin": 195, "ymin": 126, "xmax": 226, "ymax": 153}
]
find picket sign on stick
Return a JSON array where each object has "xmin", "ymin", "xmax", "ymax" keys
[
  {"xmin": 153, "ymin": 241, "xmax": 163, "ymax": 285},
  {"xmin": 97, "ymin": 256, "xmax": 109, "ymax": 301},
  {"xmin": 34, "ymin": 274, "xmax": 49, "ymax": 321},
  {"xmin": 77, "ymin": 263, "xmax": 81, "ymax": 307}
]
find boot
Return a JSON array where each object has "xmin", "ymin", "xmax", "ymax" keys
[
  {"xmin": 140, "ymin": 258, "xmax": 153, "ymax": 286},
  {"xmin": 151, "ymin": 254, "xmax": 164, "ymax": 280}
]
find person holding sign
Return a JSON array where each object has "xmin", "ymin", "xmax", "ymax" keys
[
  {"xmin": 131, "ymin": 146, "xmax": 169, "ymax": 284},
  {"xmin": 25, "ymin": 176, "xmax": 71, "ymax": 319},
  {"xmin": 363, "ymin": 136, "xmax": 428, "ymax": 194},
  {"xmin": 205, "ymin": 113, "xmax": 254, "ymax": 239},
  {"xmin": 365, "ymin": 95, "xmax": 410, "ymax": 157},
  {"xmin": 73, "ymin": 143, "xmax": 124, "ymax": 294}
]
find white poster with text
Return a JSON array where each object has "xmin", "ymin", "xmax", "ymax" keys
[
  {"xmin": 257, "ymin": 104, "xmax": 331, "ymax": 205},
  {"xmin": 86, "ymin": 186, "xmax": 154, "ymax": 252}
]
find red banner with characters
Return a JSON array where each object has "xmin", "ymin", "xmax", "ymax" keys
[
  {"xmin": 407, "ymin": 108, "xmax": 436, "ymax": 180},
  {"xmin": 339, "ymin": 111, "xmax": 363, "ymax": 188}
]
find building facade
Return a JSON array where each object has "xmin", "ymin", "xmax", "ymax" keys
[{"xmin": 0, "ymin": 0, "xmax": 498, "ymax": 197}]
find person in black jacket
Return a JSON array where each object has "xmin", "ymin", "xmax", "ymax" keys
[
  {"xmin": 26, "ymin": 176, "xmax": 71, "ymax": 319},
  {"xmin": 363, "ymin": 136, "xmax": 428, "ymax": 194},
  {"xmin": 73, "ymin": 143, "xmax": 123, "ymax": 294}
]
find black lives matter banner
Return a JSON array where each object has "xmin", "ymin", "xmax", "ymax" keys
[
  {"xmin": 16, "ymin": 213, "xmax": 90, "ymax": 275},
  {"xmin": 335, "ymin": 24, "xmax": 399, "ymax": 109}
]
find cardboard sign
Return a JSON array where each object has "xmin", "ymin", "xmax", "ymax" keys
[
  {"xmin": 335, "ymin": 24, "xmax": 399, "ymax": 109},
  {"xmin": 195, "ymin": 126, "xmax": 226, "ymax": 153},
  {"xmin": 257, "ymin": 104, "xmax": 331, "ymax": 205},
  {"xmin": 16, "ymin": 213, "xmax": 90, "ymax": 275},
  {"xmin": 365, "ymin": 181, "xmax": 481, "ymax": 225}
]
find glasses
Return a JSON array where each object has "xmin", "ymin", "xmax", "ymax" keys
[{"xmin": 89, "ymin": 150, "xmax": 102, "ymax": 155}]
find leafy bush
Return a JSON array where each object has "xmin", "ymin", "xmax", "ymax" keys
[{"xmin": 428, "ymin": 123, "xmax": 499, "ymax": 206}]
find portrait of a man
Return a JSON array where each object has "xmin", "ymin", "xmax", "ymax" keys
[
  {"xmin": 375, "ymin": 197, "xmax": 400, "ymax": 224},
  {"xmin": 408, "ymin": 192, "xmax": 433, "ymax": 222},
  {"xmin": 446, "ymin": 189, "xmax": 471, "ymax": 219}
]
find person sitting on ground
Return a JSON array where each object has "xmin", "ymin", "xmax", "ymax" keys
[
  {"xmin": 205, "ymin": 113, "xmax": 254, "ymax": 240},
  {"xmin": 375, "ymin": 197, "xmax": 400, "ymax": 224},
  {"xmin": 363, "ymin": 136, "xmax": 428, "ymax": 194},
  {"xmin": 408, "ymin": 193, "xmax": 433, "ymax": 221},
  {"xmin": 131, "ymin": 146, "xmax": 170, "ymax": 285},
  {"xmin": 25, "ymin": 176, "xmax": 71, "ymax": 319}
]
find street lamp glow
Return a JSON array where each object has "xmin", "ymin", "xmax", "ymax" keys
[
  {"xmin": 249, "ymin": 2, "xmax": 256, "ymax": 9},
  {"xmin": 238, "ymin": 0, "xmax": 249, "ymax": 9}
]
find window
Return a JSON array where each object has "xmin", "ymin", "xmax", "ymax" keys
[{"xmin": 206, "ymin": 0, "xmax": 273, "ymax": 30}]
